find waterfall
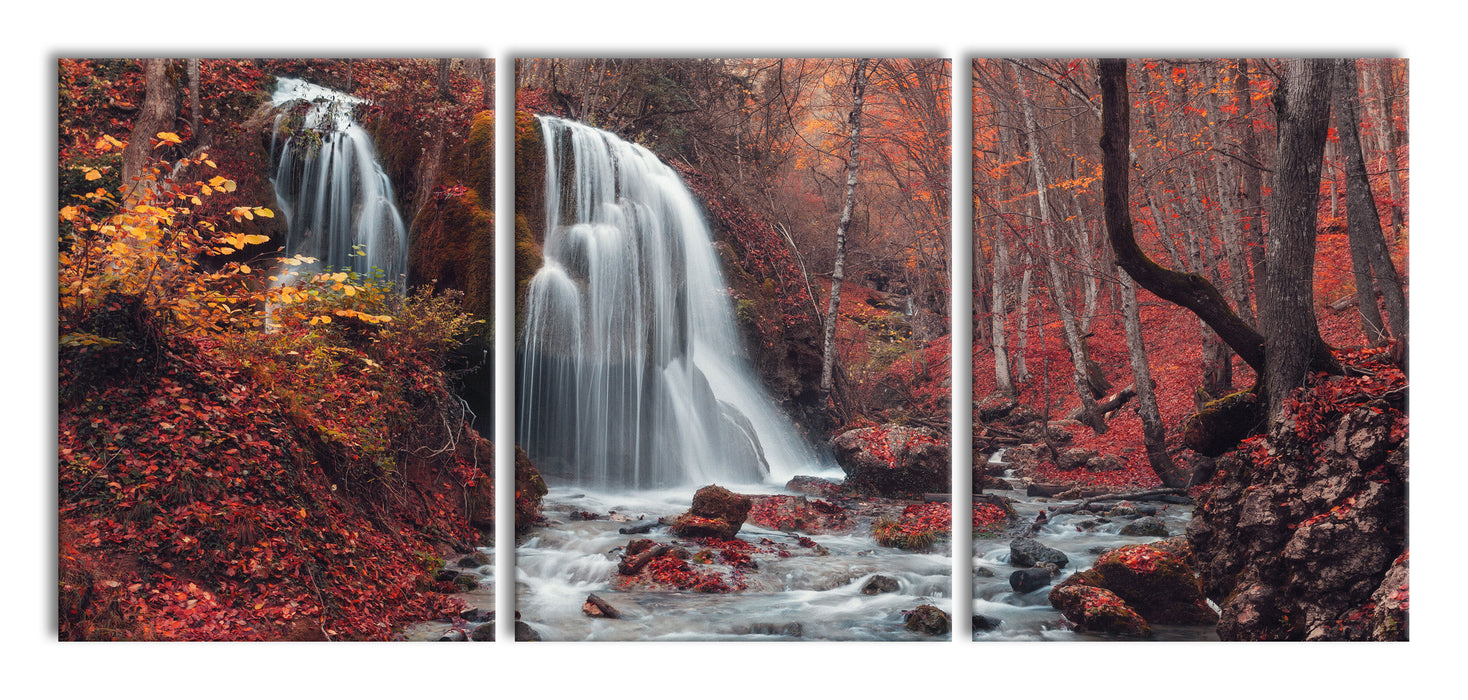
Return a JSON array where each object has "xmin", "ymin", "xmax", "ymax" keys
[
  {"xmin": 268, "ymin": 77, "xmax": 407, "ymax": 285},
  {"xmin": 517, "ymin": 116, "xmax": 818, "ymax": 489}
]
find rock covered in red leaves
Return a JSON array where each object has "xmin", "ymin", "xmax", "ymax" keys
[
  {"xmin": 1186, "ymin": 352, "xmax": 1407, "ymax": 640},
  {"xmin": 1049, "ymin": 584, "xmax": 1152, "ymax": 638},
  {"xmin": 832, "ymin": 424, "xmax": 948, "ymax": 498},
  {"xmin": 748, "ymin": 494, "xmax": 853, "ymax": 534},
  {"xmin": 1055, "ymin": 537, "xmax": 1216, "ymax": 626},
  {"xmin": 669, "ymin": 485, "xmax": 752, "ymax": 540}
]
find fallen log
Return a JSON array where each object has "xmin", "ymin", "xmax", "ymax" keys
[
  {"xmin": 1046, "ymin": 487, "xmax": 1187, "ymax": 515},
  {"xmin": 1067, "ymin": 385, "xmax": 1136, "ymax": 421},
  {"xmin": 583, "ymin": 593, "xmax": 622, "ymax": 619},
  {"xmin": 617, "ymin": 544, "xmax": 673, "ymax": 576}
]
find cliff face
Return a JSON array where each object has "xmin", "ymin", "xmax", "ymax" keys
[{"xmin": 1186, "ymin": 349, "xmax": 1408, "ymax": 640}]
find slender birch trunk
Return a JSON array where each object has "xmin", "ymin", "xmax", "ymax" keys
[{"xmin": 818, "ymin": 58, "xmax": 871, "ymax": 410}]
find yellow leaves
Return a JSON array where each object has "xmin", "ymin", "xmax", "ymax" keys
[
  {"xmin": 217, "ymin": 233, "xmax": 271, "ymax": 251},
  {"xmin": 94, "ymin": 135, "xmax": 125, "ymax": 152},
  {"xmin": 228, "ymin": 205, "xmax": 269, "ymax": 222},
  {"xmin": 84, "ymin": 169, "xmax": 102, "ymax": 181},
  {"xmin": 156, "ymin": 132, "xmax": 182, "ymax": 145},
  {"xmin": 278, "ymin": 254, "xmax": 317, "ymax": 267},
  {"xmin": 60, "ymin": 206, "xmax": 80, "ymax": 222},
  {"xmin": 238, "ymin": 264, "xmax": 252, "ymax": 274},
  {"xmin": 334, "ymin": 308, "xmax": 392, "ymax": 324}
]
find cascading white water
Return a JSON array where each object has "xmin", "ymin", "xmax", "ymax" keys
[
  {"xmin": 268, "ymin": 77, "xmax": 408, "ymax": 284},
  {"xmin": 517, "ymin": 116, "xmax": 818, "ymax": 488}
]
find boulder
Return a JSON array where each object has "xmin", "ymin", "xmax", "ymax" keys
[
  {"xmin": 861, "ymin": 574, "xmax": 901, "ymax": 596},
  {"xmin": 1085, "ymin": 454, "xmax": 1125, "ymax": 472},
  {"xmin": 1057, "ymin": 537, "xmax": 1215, "ymax": 626},
  {"xmin": 977, "ymin": 391, "xmax": 1019, "ymax": 421},
  {"xmin": 1049, "ymin": 584, "xmax": 1152, "ymax": 638},
  {"xmin": 1119, "ymin": 516, "xmax": 1170, "ymax": 538},
  {"xmin": 1009, "ymin": 567, "xmax": 1053, "ymax": 594},
  {"xmin": 748, "ymin": 494, "xmax": 853, "ymax": 534},
  {"xmin": 1186, "ymin": 375, "xmax": 1408, "ymax": 640},
  {"xmin": 1057, "ymin": 448, "xmax": 1098, "ymax": 471},
  {"xmin": 669, "ymin": 485, "xmax": 752, "ymax": 540},
  {"xmin": 832, "ymin": 425, "xmax": 948, "ymax": 498},
  {"xmin": 903, "ymin": 604, "xmax": 951, "ymax": 636},
  {"xmin": 1009, "ymin": 537, "xmax": 1069, "ymax": 570},
  {"xmin": 785, "ymin": 475, "xmax": 845, "ymax": 498},
  {"xmin": 972, "ymin": 614, "xmax": 1001, "ymax": 632}
]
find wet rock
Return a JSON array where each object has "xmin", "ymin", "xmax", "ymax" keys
[
  {"xmin": 1026, "ymin": 482, "xmax": 1072, "ymax": 498},
  {"xmin": 1009, "ymin": 537, "xmax": 1069, "ymax": 570},
  {"xmin": 1048, "ymin": 584, "xmax": 1152, "ymax": 638},
  {"xmin": 452, "ymin": 574, "xmax": 479, "ymax": 592},
  {"xmin": 1009, "ymin": 567, "xmax": 1053, "ymax": 594},
  {"xmin": 903, "ymin": 604, "xmax": 951, "ymax": 636},
  {"xmin": 785, "ymin": 475, "xmax": 844, "ymax": 498},
  {"xmin": 456, "ymin": 556, "xmax": 480, "ymax": 568},
  {"xmin": 832, "ymin": 425, "xmax": 949, "ymax": 498},
  {"xmin": 618, "ymin": 521, "xmax": 656, "ymax": 535},
  {"xmin": 434, "ymin": 569, "xmax": 460, "ymax": 583},
  {"xmin": 1119, "ymin": 516, "xmax": 1170, "ymax": 538},
  {"xmin": 1057, "ymin": 538, "xmax": 1215, "ymax": 626},
  {"xmin": 469, "ymin": 623, "xmax": 493, "ymax": 641},
  {"xmin": 437, "ymin": 628, "xmax": 468, "ymax": 641},
  {"xmin": 669, "ymin": 485, "xmax": 752, "ymax": 540},
  {"xmin": 861, "ymin": 574, "xmax": 901, "ymax": 595},
  {"xmin": 974, "ymin": 566, "xmax": 996, "ymax": 578},
  {"xmin": 582, "ymin": 593, "xmax": 621, "ymax": 619},
  {"xmin": 972, "ymin": 614, "xmax": 1001, "ymax": 632},
  {"xmin": 734, "ymin": 622, "xmax": 803, "ymax": 637}
]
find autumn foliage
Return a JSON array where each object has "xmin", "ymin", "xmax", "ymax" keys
[{"xmin": 58, "ymin": 141, "xmax": 494, "ymax": 640}]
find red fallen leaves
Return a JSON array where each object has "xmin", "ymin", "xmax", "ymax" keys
[
  {"xmin": 873, "ymin": 502, "xmax": 951, "ymax": 551},
  {"xmin": 972, "ymin": 502, "xmax": 1010, "ymax": 535}
]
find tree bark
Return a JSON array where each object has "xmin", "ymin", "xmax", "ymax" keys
[
  {"xmin": 121, "ymin": 58, "xmax": 177, "ymax": 199},
  {"xmin": 1260, "ymin": 59, "xmax": 1344, "ymax": 418},
  {"xmin": 1014, "ymin": 63, "xmax": 1106, "ymax": 434},
  {"xmin": 1334, "ymin": 58, "xmax": 1408, "ymax": 350},
  {"xmin": 991, "ymin": 220, "xmax": 1014, "ymax": 395},
  {"xmin": 187, "ymin": 59, "xmax": 200, "ymax": 141},
  {"xmin": 1099, "ymin": 59, "xmax": 1270, "ymax": 378},
  {"xmin": 1120, "ymin": 273, "xmax": 1178, "ymax": 484},
  {"xmin": 819, "ymin": 58, "xmax": 871, "ymax": 409}
]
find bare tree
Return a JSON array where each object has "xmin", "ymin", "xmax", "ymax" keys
[{"xmin": 818, "ymin": 58, "xmax": 872, "ymax": 413}]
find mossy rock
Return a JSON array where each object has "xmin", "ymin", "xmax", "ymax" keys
[
  {"xmin": 1049, "ymin": 584, "xmax": 1153, "ymax": 638},
  {"xmin": 1182, "ymin": 390, "xmax": 1265, "ymax": 457}
]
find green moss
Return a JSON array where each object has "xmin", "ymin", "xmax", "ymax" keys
[{"xmin": 1182, "ymin": 389, "xmax": 1265, "ymax": 457}]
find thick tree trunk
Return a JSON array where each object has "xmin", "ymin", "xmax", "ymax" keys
[
  {"xmin": 1334, "ymin": 58, "xmax": 1409, "ymax": 350},
  {"xmin": 819, "ymin": 58, "xmax": 871, "ymax": 409},
  {"xmin": 120, "ymin": 58, "xmax": 177, "ymax": 203},
  {"xmin": 1098, "ymin": 58, "xmax": 1267, "ymax": 378},
  {"xmin": 1015, "ymin": 63, "xmax": 1105, "ymax": 434},
  {"xmin": 1260, "ymin": 59, "xmax": 1344, "ymax": 418}
]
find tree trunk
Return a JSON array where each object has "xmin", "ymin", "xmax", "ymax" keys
[
  {"xmin": 187, "ymin": 58, "xmax": 200, "ymax": 141},
  {"xmin": 1016, "ymin": 252, "xmax": 1033, "ymax": 383},
  {"xmin": 1334, "ymin": 58, "xmax": 1409, "ymax": 350},
  {"xmin": 1260, "ymin": 58, "xmax": 1344, "ymax": 418},
  {"xmin": 1373, "ymin": 61, "xmax": 1407, "ymax": 240},
  {"xmin": 818, "ymin": 58, "xmax": 871, "ymax": 410},
  {"xmin": 1237, "ymin": 59, "xmax": 1268, "ymax": 297},
  {"xmin": 1014, "ymin": 63, "xmax": 1106, "ymax": 434},
  {"xmin": 1097, "ymin": 58, "xmax": 1267, "ymax": 378},
  {"xmin": 437, "ymin": 58, "xmax": 453, "ymax": 101},
  {"xmin": 1120, "ymin": 273, "xmax": 1179, "ymax": 485},
  {"xmin": 120, "ymin": 58, "xmax": 177, "ymax": 203},
  {"xmin": 991, "ymin": 222, "xmax": 1014, "ymax": 395}
]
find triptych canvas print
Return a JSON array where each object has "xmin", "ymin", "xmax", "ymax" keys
[{"xmin": 56, "ymin": 56, "xmax": 1408, "ymax": 644}]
